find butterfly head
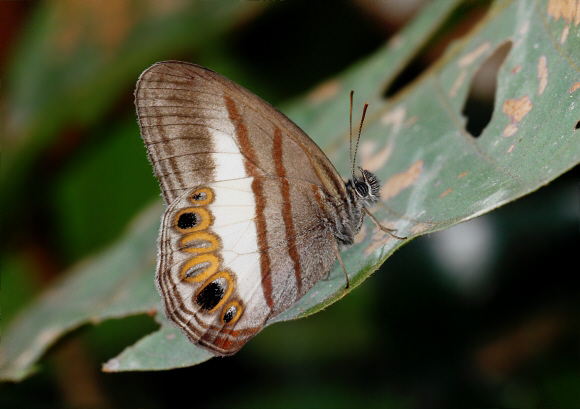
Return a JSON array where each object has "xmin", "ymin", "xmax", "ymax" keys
[
  {"xmin": 347, "ymin": 93, "xmax": 380, "ymax": 208},
  {"xmin": 348, "ymin": 166, "xmax": 380, "ymax": 207}
]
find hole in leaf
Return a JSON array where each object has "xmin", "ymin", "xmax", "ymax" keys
[
  {"xmin": 462, "ymin": 41, "xmax": 512, "ymax": 138},
  {"xmin": 383, "ymin": 1, "xmax": 492, "ymax": 98},
  {"xmin": 575, "ymin": 120, "xmax": 579, "ymax": 130}
]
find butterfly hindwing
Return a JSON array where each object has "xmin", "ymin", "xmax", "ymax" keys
[{"xmin": 157, "ymin": 179, "xmax": 337, "ymax": 355}]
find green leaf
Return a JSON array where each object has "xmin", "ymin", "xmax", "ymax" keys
[
  {"xmin": 101, "ymin": 312, "xmax": 214, "ymax": 372},
  {"xmin": 0, "ymin": 204, "xmax": 163, "ymax": 380},
  {"xmin": 1, "ymin": 0, "xmax": 579, "ymax": 380}
]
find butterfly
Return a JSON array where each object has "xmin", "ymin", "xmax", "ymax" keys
[{"xmin": 135, "ymin": 61, "xmax": 404, "ymax": 356}]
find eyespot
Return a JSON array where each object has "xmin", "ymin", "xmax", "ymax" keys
[
  {"xmin": 222, "ymin": 300, "xmax": 242, "ymax": 324},
  {"xmin": 196, "ymin": 280, "xmax": 225, "ymax": 311},
  {"xmin": 194, "ymin": 271, "xmax": 234, "ymax": 312},
  {"xmin": 189, "ymin": 187, "xmax": 213, "ymax": 205},
  {"xmin": 177, "ymin": 211, "xmax": 198, "ymax": 229},
  {"xmin": 181, "ymin": 254, "xmax": 219, "ymax": 282},
  {"xmin": 175, "ymin": 208, "xmax": 211, "ymax": 233},
  {"xmin": 181, "ymin": 232, "xmax": 219, "ymax": 253}
]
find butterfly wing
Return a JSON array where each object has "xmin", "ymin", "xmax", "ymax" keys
[
  {"xmin": 136, "ymin": 61, "xmax": 348, "ymax": 204},
  {"xmin": 136, "ymin": 61, "xmax": 345, "ymax": 355},
  {"xmin": 157, "ymin": 179, "xmax": 338, "ymax": 355}
]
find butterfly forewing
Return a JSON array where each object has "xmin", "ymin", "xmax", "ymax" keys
[
  {"xmin": 136, "ymin": 62, "xmax": 347, "ymax": 202},
  {"xmin": 136, "ymin": 61, "xmax": 345, "ymax": 355}
]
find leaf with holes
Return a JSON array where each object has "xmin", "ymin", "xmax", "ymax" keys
[{"xmin": 1, "ymin": 0, "xmax": 579, "ymax": 379}]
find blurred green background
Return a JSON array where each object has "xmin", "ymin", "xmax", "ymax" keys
[{"xmin": 1, "ymin": 1, "xmax": 578, "ymax": 408}]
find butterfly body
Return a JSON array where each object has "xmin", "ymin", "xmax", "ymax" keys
[{"xmin": 136, "ymin": 61, "xmax": 385, "ymax": 355}]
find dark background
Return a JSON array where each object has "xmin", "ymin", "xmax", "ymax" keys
[{"xmin": 1, "ymin": 1, "xmax": 578, "ymax": 408}]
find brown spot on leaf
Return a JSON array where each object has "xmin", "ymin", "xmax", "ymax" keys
[
  {"xmin": 359, "ymin": 140, "xmax": 376, "ymax": 160},
  {"xmin": 364, "ymin": 235, "xmax": 390, "ymax": 256},
  {"xmin": 381, "ymin": 159, "xmax": 422, "ymax": 200},
  {"xmin": 503, "ymin": 123, "xmax": 519, "ymax": 137},
  {"xmin": 512, "ymin": 65, "xmax": 521, "ymax": 74},
  {"xmin": 507, "ymin": 143, "xmax": 515, "ymax": 153},
  {"xmin": 503, "ymin": 96, "xmax": 532, "ymax": 123},
  {"xmin": 361, "ymin": 142, "xmax": 393, "ymax": 172},
  {"xmin": 537, "ymin": 56, "xmax": 548, "ymax": 95},
  {"xmin": 570, "ymin": 82, "xmax": 580, "ymax": 93},
  {"xmin": 353, "ymin": 224, "xmax": 368, "ymax": 245},
  {"xmin": 560, "ymin": 25, "xmax": 570, "ymax": 43},
  {"xmin": 449, "ymin": 69, "xmax": 467, "ymax": 97},
  {"xmin": 380, "ymin": 106, "xmax": 406, "ymax": 133},
  {"xmin": 364, "ymin": 220, "xmax": 399, "ymax": 256},
  {"xmin": 146, "ymin": 309, "xmax": 156, "ymax": 317},
  {"xmin": 307, "ymin": 79, "xmax": 340, "ymax": 104},
  {"xmin": 458, "ymin": 42, "xmax": 491, "ymax": 67},
  {"xmin": 438, "ymin": 188, "xmax": 453, "ymax": 199},
  {"xmin": 547, "ymin": 0, "xmax": 580, "ymax": 43},
  {"xmin": 458, "ymin": 171, "xmax": 468, "ymax": 178},
  {"xmin": 547, "ymin": 0, "xmax": 580, "ymax": 25},
  {"xmin": 410, "ymin": 222, "xmax": 432, "ymax": 235}
]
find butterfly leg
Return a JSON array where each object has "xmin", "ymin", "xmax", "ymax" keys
[
  {"xmin": 331, "ymin": 238, "xmax": 350, "ymax": 289},
  {"xmin": 363, "ymin": 207, "xmax": 407, "ymax": 240}
]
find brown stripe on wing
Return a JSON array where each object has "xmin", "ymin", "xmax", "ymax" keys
[
  {"xmin": 200, "ymin": 323, "xmax": 262, "ymax": 356},
  {"xmin": 250, "ymin": 178, "xmax": 274, "ymax": 308},
  {"xmin": 273, "ymin": 127, "xmax": 302, "ymax": 294},
  {"xmin": 224, "ymin": 94, "xmax": 274, "ymax": 308},
  {"xmin": 223, "ymin": 94, "xmax": 262, "ymax": 176},
  {"xmin": 316, "ymin": 159, "xmax": 348, "ymax": 202},
  {"xmin": 312, "ymin": 184, "xmax": 328, "ymax": 218}
]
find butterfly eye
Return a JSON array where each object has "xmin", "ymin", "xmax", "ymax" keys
[{"xmin": 355, "ymin": 181, "xmax": 369, "ymax": 197}]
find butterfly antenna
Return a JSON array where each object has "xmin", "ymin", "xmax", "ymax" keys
[
  {"xmin": 352, "ymin": 101, "xmax": 368, "ymax": 176},
  {"xmin": 349, "ymin": 90, "xmax": 355, "ymax": 180}
]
